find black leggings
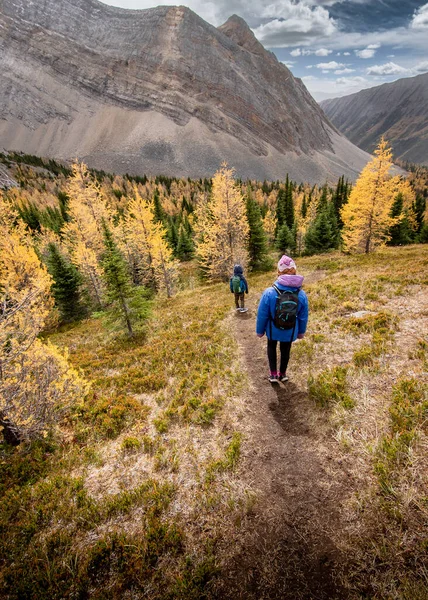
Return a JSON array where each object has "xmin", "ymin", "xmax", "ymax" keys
[{"xmin": 267, "ymin": 339, "xmax": 292, "ymax": 374}]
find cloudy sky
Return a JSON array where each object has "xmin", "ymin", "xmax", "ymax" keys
[{"xmin": 101, "ymin": 0, "xmax": 428, "ymax": 101}]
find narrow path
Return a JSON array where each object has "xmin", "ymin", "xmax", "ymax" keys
[{"xmin": 215, "ymin": 276, "xmax": 352, "ymax": 600}]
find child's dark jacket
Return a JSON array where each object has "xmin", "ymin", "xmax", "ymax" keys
[{"xmin": 229, "ymin": 265, "xmax": 248, "ymax": 294}]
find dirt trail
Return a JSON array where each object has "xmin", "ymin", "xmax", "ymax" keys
[{"xmin": 215, "ymin": 274, "xmax": 352, "ymax": 600}]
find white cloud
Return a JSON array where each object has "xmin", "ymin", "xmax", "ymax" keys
[
  {"xmin": 314, "ymin": 48, "xmax": 332, "ymax": 56},
  {"xmin": 343, "ymin": 52, "xmax": 351, "ymax": 56},
  {"xmin": 290, "ymin": 46, "xmax": 332, "ymax": 57},
  {"xmin": 355, "ymin": 43, "xmax": 380, "ymax": 59},
  {"xmin": 413, "ymin": 61, "xmax": 428, "ymax": 73},
  {"xmin": 336, "ymin": 76, "xmax": 368, "ymax": 85},
  {"xmin": 281, "ymin": 60, "xmax": 295, "ymax": 68},
  {"xmin": 316, "ymin": 61, "xmax": 345, "ymax": 70},
  {"xmin": 411, "ymin": 3, "xmax": 428, "ymax": 29},
  {"xmin": 306, "ymin": 65, "xmax": 314, "ymax": 69},
  {"xmin": 334, "ymin": 68, "xmax": 355, "ymax": 74},
  {"xmin": 252, "ymin": 2, "xmax": 337, "ymax": 46},
  {"xmin": 302, "ymin": 74, "xmax": 373, "ymax": 101},
  {"xmin": 366, "ymin": 61, "xmax": 408, "ymax": 76}
]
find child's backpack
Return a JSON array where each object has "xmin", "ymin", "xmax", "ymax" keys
[
  {"xmin": 232, "ymin": 275, "xmax": 244, "ymax": 293},
  {"xmin": 272, "ymin": 284, "xmax": 299, "ymax": 330}
]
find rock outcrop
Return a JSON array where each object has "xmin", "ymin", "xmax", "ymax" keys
[
  {"xmin": 0, "ymin": 0, "xmax": 370, "ymax": 181},
  {"xmin": 320, "ymin": 73, "xmax": 428, "ymax": 165}
]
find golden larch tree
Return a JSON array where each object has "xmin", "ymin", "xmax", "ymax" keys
[
  {"xmin": 62, "ymin": 162, "xmax": 113, "ymax": 306},
  {"xmin": 123, "ymin": 185, "xmax": 178, "ymax": 296},
  {"xmin": 0, "ymin": 195, "xmax": 88, "ymax": 443},
  {"xmin": 195, "ymin": 163, "xmax": 249, "ymax": 280},
  {"xmin": 341, "ymin": 138, "xmax": 415, "ymax": 253}
]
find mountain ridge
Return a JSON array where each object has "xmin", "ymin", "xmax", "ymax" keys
[
  {"xmin": 320, "ymin": 73, "xmax": 428, "ymax": 165},
  {"xmin": 0, "ymin": 0, "xmax": 370, "ymax": 181}
]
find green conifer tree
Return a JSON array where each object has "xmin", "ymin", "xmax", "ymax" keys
[
  {"xmin": 276, "ymin": 223, "xmax": 294, "ymax": 253},
  {"xmin": 246, "ymin": 195, "xmax": 268, "ymax": 270},
  {"xmin": 317, "ymin": 183, "xmax": 329, "ymax": 214},
  {"xmin": 275, "ymin": 188, "xmax": 286, "ymax": 237},
  {"xmin": 413, "ymin": 194, "xmax": 426, "ymax": 235},
  {"xmin": 176, "ymin": 225, "xmax": 194, "ymax": 261},
  {"xmin": 46, "ymin": 242, "xmax": 86, "ymax": 322},
  {"xmin": 304, "ymin": 211, "xmax": 334, "ymax": 255},
  {"xmin": 284, "ymin": 181, "xmax": 295, "ymax": 229},
  {"xmin": 301, "ymin": 194, "xmax": 307, "ymax": 219},
  {"xmin": 101, "ymin": 221, "xmax": 149, "ymax": 336},
  {"xmin": 387, "ymin": 193, "xmax": 413, "ymax": 245},
  {"xmin": 152, "ymin": 188, "xmax": 166, "ymax": 224}
]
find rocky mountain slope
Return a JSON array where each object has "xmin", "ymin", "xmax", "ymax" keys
[
  {"xmin": 0, "ymin": 0, "xmax": 370, "ymax": 182},
  {"xmin": 320, "ymin": 73, "xmax": 428, "ymax": 165}
]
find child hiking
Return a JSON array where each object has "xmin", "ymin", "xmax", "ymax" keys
[
  {"xmin": 230, "ymin": 264, "xmax": 249, "ymax": 313},
  {"xmin": 256, "ymin": 255, "xmax": 309, "ymax": 383}
]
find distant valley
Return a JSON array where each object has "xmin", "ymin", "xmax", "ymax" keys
[{"xmin": 320, "ymin": 73, "xmax": 428, "ymax": 166}]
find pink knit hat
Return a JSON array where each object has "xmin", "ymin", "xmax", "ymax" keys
[{"xmin": 278, "ymin": 255, "xmax": 296, "ymax": 272}]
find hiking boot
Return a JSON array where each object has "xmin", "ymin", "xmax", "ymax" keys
[
  {"xmin": 240, "ymin": 307, "xmax": 248, "ymax": 313},
  {"xmin": 268, "ymin": 374, "xmax": 279, "ymax": 383},
  {"xmin": 235, "ymin": 307, "xmax": 241, "ymax": 311},
  {"xmin": 278, "ymin": 374, "xmax": 289, "ymax": 382}
]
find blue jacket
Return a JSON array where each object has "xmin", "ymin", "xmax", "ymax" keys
[{"xmin": 256, "ymin": 279, "xmax": 309, "ymax": 342}]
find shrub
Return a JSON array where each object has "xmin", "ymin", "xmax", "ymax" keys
[{"xmin": 308, "ymin": 366, "xmax": 354, "ymax": 409}]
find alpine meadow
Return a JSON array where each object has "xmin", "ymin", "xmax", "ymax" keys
[
  {"xmin": 1, "ymin": 0, "xmax": 428, "ymax": 597},
  {"xmin": 1, "ymin": 142, "xmax": 427, "ymax": 599}
]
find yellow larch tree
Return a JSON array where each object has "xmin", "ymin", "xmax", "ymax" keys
[
  {"xmin": 123, "ymin": 185, "xmax": 178, "ymax": 296},
  {"xmin": 0, "ymin": 195, "xmax": 88, "ymax": 443},
  {"xmin": 262, "ymin": 207, "xmax": 276, "ymax": 245},
  {"xmin": 341, "ymin": 138, "xmax": 415, "ymax": 253},
  {"xmin": 62, "ymin": 161, "xmax": 113, "ymax": 306},
  {"xmin": 195, "ymin": 163, "xmax": 249, "ymax": 280}
]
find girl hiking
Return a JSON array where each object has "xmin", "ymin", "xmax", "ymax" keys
[
  {"xmin": 230, "ymin": 264, "xmax": 249, "ymax": 313},
  {"xmin": 256, "ymin": 255, "xmax": 309, "ymax": 383}
]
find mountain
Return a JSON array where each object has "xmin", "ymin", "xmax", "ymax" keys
[
  {"xmin": 320, "ymin": 73, "xmax": 428, "ymax": 166},
  {"xmin": 0, "ymin": 0, "xmax": 370, "ymax": 182}
]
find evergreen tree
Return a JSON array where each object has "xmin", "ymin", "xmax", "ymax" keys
[
  {"xmin": 332, "ymin": 175, "xmax": 349, "ymax": 225},
  {"xmin": 387, "ymin": 193, "xmax": 413, "ymax": 245},
  {"xmin": 417, "ymin": 222, "xmax": 428, "ymax": 243},
  {"xmin": 46, "ymin": 243, "xmax": 85, "ymax": 322},
  {"xmin": 327, "ymin": 201, "xmax": 340, "ymax": 247},
  {"xmin": 275, "ymin": 187, "xmax": 286, "ymax": 237},
  {"xmin": 167, "ymin": 216, "xmax": 178, "ymax": 253},
  {"xmin": 413, "ymin": 194, "xmax": 426, "ymax": 235},
  {"xmin": 246, "ymin": 195, "xmax": 268, "ymax": 270},
  {"xmin": 152, "ymin": 188, "xmax": 166, "ymax": 224},
  {"xmin": 301, "ymin": 194, "xmax": 307, "ymax": 219},
  {"xmin": 317, "ymin": 183, "xmax": 329, "ymax": 214},
  {"xmin": 101, "ymin": 221, "xmax": 137, "ymax": 336},
  {"xmin": 276, "ymin": 223, "xmax": 294, "ymax": 253},
  {"xmin": 176, "ymin": 225, "xmax": 194, "ymax": 261},
  {"xmin": 304, "ymin": 211, "xmax": 335, "ymax": 255},
  {"xmin": 284, "ymin": 180, "xmax": 295, "ymax": 230}
]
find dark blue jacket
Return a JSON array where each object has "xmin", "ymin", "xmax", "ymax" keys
[{"xmin": 256, "ymin": 279, "xmax": 308, "ymax": 342}]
